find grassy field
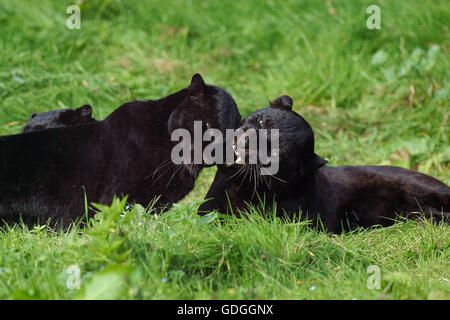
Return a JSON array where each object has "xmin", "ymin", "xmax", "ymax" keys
[{"xmin": 0, "ymin": 0, "xmax": 449, "ymax": 299}]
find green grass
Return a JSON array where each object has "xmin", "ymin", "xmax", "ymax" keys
[
  {"xmin": 0, "ymin": 199, "xmax": 449, "ymax": 300},
  {"xmin": 0, "ymin": 0, "xmax": 449, "ymax": 299}
]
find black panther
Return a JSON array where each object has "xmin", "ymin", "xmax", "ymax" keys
[
  {"xmin": 0, "ymin": 74, "xmax": 241, "ymax": 227},
  {"xmin": 22, "ymin": 104, "xmax": 96, "ymax": 133},
  {"xmin": 198, "ymin": 95, "xmax": 449, "ymax": 233}
]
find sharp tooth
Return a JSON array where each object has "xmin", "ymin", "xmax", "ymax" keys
[
  {"xmin": 224, "ymin": 163, "xmax": 232, "ymax": 167},
  {"xmin": 235, "ymin": 156, "xmax": 244, "ymax": 164}
]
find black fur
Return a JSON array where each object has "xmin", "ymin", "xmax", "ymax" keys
[
  {"xmin": 22, "ymin": 105, "xmax": 96, "ymax": 133},
  {"xmin": 199, "ymin": 96, "xmax": 450, "ymax": 233},
  {"xmin": 0, "ymin": 74, "xmax": 241, "ymax": 227}
]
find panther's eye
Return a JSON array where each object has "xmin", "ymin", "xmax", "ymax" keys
[
  {"xmin": 259, "ymin": 119, "xmax": 264, "ymax": 126},
  {"xmin": 205, "ymin": 122, "xmax": 211, "ymax": 129}
]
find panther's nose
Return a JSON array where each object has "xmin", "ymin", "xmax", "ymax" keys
[{"xmin": 234, "ymin": 130, "xmax": 251, "ymax": 149}]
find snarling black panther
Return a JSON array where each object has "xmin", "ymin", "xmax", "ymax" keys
[{"xmin": 199, "ymin": 95, "xmax": 449, "ymax": 233}]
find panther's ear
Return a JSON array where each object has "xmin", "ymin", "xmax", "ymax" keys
[
  {"xmin": 29, "ymin": 112, "xmax": 39, "ymax": 120},
  {"xmin": 190, "ymin": 73, "xmax": 206, "ymax": 92},
  {"xmin": 76, "ymin": 104, "xmax": 93, "ymax": 117},
  {"xmin": 270, "ymin": 95, "xmax": 293, "ymax": 111},
  {"xmin": 312, "ymin": 153, "xmax": 328, "ymax": 169},
  {"xmin": 299, "ymin": 153, "xmax": 328, "ymax": 176}
]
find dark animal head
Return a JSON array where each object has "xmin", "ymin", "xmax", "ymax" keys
[
  {"xmin": 168, "ymin": 74, "xmax": 241, "ymax": 170},
  {"xmin": 232, "ymin": 95, "xmax": 327, "ymax": 183},
  {"xmin": 22, "ymin": 105, "xmax": 95, "ymax": 133}
]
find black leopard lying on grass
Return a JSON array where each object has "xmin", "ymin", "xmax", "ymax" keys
[
  {"xmin": 22, "ymin": 104, "xmax": 96, "ymax": 133},
  {"xmin": 198, "ymin": 95, "xmax": 450, "ymax": 233},
  {"xmin": 0, "ymin": 74, "xmax": 241, "ymax": 228}
]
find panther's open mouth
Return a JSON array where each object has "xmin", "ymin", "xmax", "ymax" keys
[
  {"xmin": 226, "ymin": 142, "xmax": 256, "ymax": 165},
  {"xmin": 234, "ymin": 149, "xmax": 259, "ymax": 165}
]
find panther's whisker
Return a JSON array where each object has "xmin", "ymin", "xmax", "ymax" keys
[
  {"xmin": 166, "ymin": 164, "xmax": 183, "ymax": 188},
  {"xmin": 238, "ymin": 165, "xmax": 251, "ymax": 190},
  {"xmin": 269, "ymin": 174, "xmax": 286, "ymax": 184},
  {"xmin": 251, "ymin": 165, "xmax": 259, "ymax": 198},
  {"xmin": 145, "ymin": 160, "xmax": 173, "ymax": 180},
  {"xmin": 152, "ymin": 162, "xmax": 177, "ymax": 185},
  {"xmin": 257, "ymin": 163, "xmax": 271, "ymax": 190},
  {"xmin": 227, "ymin": 165, "xmax": 246, "ymax": 181}
]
